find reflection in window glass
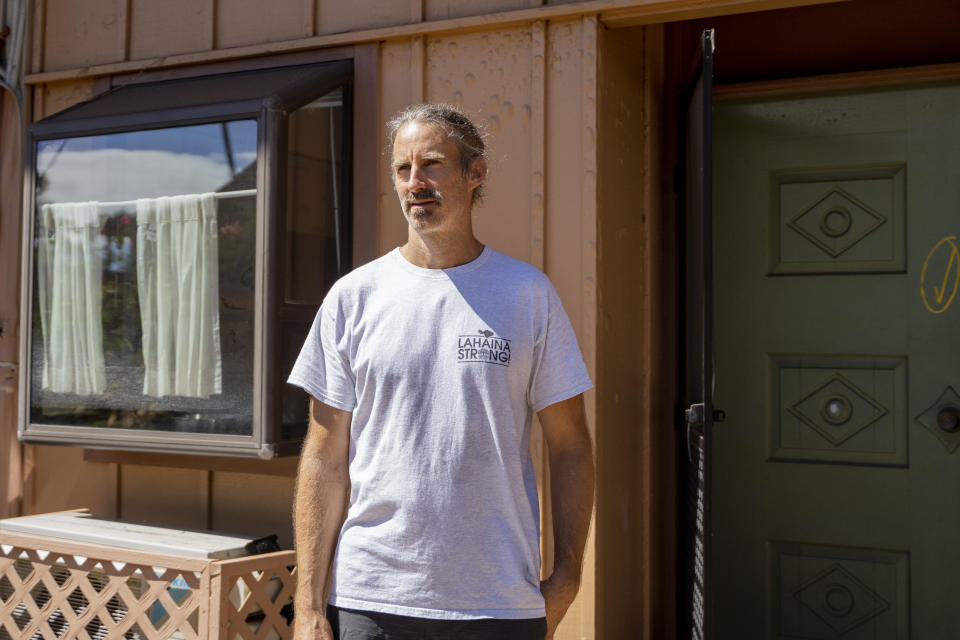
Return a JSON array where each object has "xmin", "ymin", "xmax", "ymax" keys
[
  {"xmin": 31, "ymin": 120, "xmax": 258, "ymax": 436},
  {"xmin": 285, "ymin": 89, "xmax": 345, "ymax": 305},
  {"xmin": 281, "ymin": 89, "xmax": 347, "ymax": 441}
]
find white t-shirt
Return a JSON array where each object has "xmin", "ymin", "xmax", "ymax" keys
[{"xmin": 288, "ymin": 245, "xmax": 592, "ymax": 620}]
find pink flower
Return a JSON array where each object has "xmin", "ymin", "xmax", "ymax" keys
[
  {"xmin": 119, "ymin": 215, "xmax": 131, "ymax": 225},
  {"xmin": 220, "ymin": 222, "xmax": 242, "ymax": 235}
]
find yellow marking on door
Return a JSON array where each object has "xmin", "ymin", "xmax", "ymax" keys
[{"xmin": 921, "ymin": 235, "xmax": 960, "ymax": 314}]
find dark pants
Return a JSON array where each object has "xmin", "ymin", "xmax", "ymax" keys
[{"xmin": 327, "ymin": 605, "xmax": 547, "ymax": 640}]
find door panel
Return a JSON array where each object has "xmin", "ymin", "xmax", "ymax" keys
[{"xmin": 712, "ymin": 82, "xmax": 960, "ymax": 638}]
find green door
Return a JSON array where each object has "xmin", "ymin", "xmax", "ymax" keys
[{"xmin": 712, "ymin": 81, "xmax": 960, "ymax": 639}]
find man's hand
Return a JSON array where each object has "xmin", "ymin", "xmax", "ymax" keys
[
  {"xmin": 537, "ymin": 394, "xmax": 595, "ymax": 640},
  {"xmin": 540, "ymin": 566, "xmax": 581, "ymax": 639},
  {"xmin": 291, "ymin": 606, "xmax": 335, "ymax": 640}
]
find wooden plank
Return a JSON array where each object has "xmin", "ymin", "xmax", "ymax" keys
[
  {"xmin": 317, "ymin": 0, "xmax": 411, "ymax": 35},
  {"xmin": 215, "ymin": 0, "xmax": 316, "ymax": 50},
  {"xmin": 0, "ymin": 531, "xmax": 213, "ymax": 571},
  {"xmin": 377, "ymin": 39, "xmax": 415, "ymax": 255},
  {"xmin": 411, "ymin": 36, "xmax": 425, "ymax": 103},
  {"xmin": 83, "ymin": 449, "xmax": 299, "ymax": 477},
  {"xmin": 127, "ymin": 0, "xmax": 216, "ymax": 61},
  {"xmin": 715, "ymin": 60, "xmax": 960, "ymax": 100},
  {"xmin": 119, "ymin": 465, "xmax": 209, "ymax": 531},
  {"xmin": 210, "ymin": 0, "xmax": 218, "ymax": 49},
  {"xmin": 24, "ymin": 0, "xmax": 844, "ymax": 83},
  {"xmin": 411, "ymin": 0, "xmax": 424, "ymax": 22},
  {"xmin": 41, "ymin": 0, "xmax": 127, "ymax": 72},
  {"xmin": 214, "ymin": 550, "xmax": 296, "ymax": 574},
  {"xmin": 29, "ymin": 0, "xmax": 46, "ymax": 74},
  {"xmin": 351, "ymin": 43, "xmax": 380, "ymax": 266},
  {"xmin": 210, "ymin": 472, "xmax": 295, "ymax": 550},
  {"xmin": 118, "ymin": 0, "xmax": 130, "ymax": 61},
  {"xmin": 303, "ymin": 0, "xmax": 316, "ymax": 37},
  {"xmin": 0, "ymin": 88, "xmax": 23, "ymax": 520},
  {"xmin": 530, "ymin": 20, "xmax": 545, "ymax": 270},
  {"xmin": 29, "ymin": 445, "xmax": 117, "ymax": 516},
  {"xmin": 0, "ymin": 512, "xmax": 257, "ymax": 559},
  {"xmin": 580, "ymin": 12, "xmax": 597, "ymax": 406}
]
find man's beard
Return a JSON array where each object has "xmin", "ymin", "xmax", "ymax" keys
[{"xmin": 401, "ymin": 188, "xmax": 443, "ymax": 217}]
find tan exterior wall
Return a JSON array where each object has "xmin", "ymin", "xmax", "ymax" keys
[
  {"xmin": 8, "ymin": 0, "xmax": 842, "ymax": 636},
  {"xmin": 18, "ymin": 3, "xmax": 604, "ymax": 637}
]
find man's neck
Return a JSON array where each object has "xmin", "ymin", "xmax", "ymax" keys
[{"xmin": 400, "ymin": 232, "xmax": 484, "ymax": 269}]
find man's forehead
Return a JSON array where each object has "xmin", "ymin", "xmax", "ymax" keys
[{"xmin": 392, "ymin": 121, "xmax": 455, "ymax": 153}]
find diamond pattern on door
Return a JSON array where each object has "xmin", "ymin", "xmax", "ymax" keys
[
  {"xmin": 914, "ymin": 385, "xmax": 960, "ymax": 453},
  {"xmin": 770, "ymin": 541, "xmax": 909, "ymax": 640},
  {"xmin": 770, "ymin": 165, "xmax": 905, "ymax": 274},
  {"xmin": 787, "ymin": 373, "xmax": 888, "ymax": 446},
  {"xmin": 793, "ymin": 564, "xmax": 889, "ymax": 634},
  {"xmin": 787, "ymin": 186, "xmax": 886, "ymax": 258},
  {"xmin": 769, "ymin": 355, "xmax": 906, "ymax": 465}
]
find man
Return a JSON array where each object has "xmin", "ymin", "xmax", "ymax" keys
[{"xmin": 288, "ymin": 104, "xmax": 594, "ymax": 640}]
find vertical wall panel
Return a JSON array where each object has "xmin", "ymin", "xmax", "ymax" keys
[
  {"xmin": 30, "ymin": 0, "xmax": 47, "ymax": 74},
  {"xmin": 41, "ymin": 80, "xmax": 95, "ymax": 117},
  {"xmin": 129, "ymin": 0, "xmax": 214, "ymax": 60},
  {"xmin": 0, "ymin": 87, "xmax": 23, "ymax": 518},
  {"xmin": 120, "ymin": 465, "xmax": 208, "ymax": 529},
  {"xmin": 211, "ymin": 472, "xmax": 296, "ymax": 549},
  {"xmin": 215, "ymin": 0, "xmax": 312, "ymax": 49},
  {"xmin": 425, "ymin": 0, "xmax": 527, "ymax": 21},
  {"xmin": 572, "ymin": 17, "xmax": 598, "ymax": 640},
  {"xmin": 544, "ymin": 19, "xmax": 584, "ymax": 344},
  {"xmin": 42, "ymin": 0, "xmax": 126, "ymax": 71},
  {"xmin": 378, "ymin": 39, "xmax": 417, "ymax": 255},
  {"xmin": 28, "ymin": 446, "xmax": 118, "ymax": 516},
  {"xmin": 425, "ymin": 27, "xmax": 533, "ymax": 263},
  {"xmin": 316, "ymin": 0, "xmax": 411, "ymax": 35},
  {"xmin": 542, "ymin": 18, "xmax": 597, "ymax": 640},
  {"xmin": 595, "ymin": 24, "xmax": 654, "ymax": 639}
]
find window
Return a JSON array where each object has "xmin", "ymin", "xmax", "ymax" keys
[{"xmin": 19, "ymin": 61, "xmax": 353, "ymax": 457}]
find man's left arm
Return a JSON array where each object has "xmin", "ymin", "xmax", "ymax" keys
[{"xmin": 537, "ymin": 393, "xmax": 595, "ymax": 639}]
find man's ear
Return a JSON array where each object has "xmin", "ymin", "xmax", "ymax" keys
[{"xmin": 468, "ymin": 157, "xmax": 487, "ymax": 190}]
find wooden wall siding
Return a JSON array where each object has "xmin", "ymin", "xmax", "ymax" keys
[
  {"xmin": 27, "ymin": 446, "xmax": 118, "ymax": 516},
  {"xmin": 128, "ymin": 0, "xmax": 214, "ymax": 61},
  {"xmin": 42, "ymin": 0, "xmax": 127, "ymax": 71},
  {"xmin": 595, "ymin": 23, "xmax": 665, "ymax": 638},
  {"xmin": 544, "ymin": 19, "xmax": 587, "ymax": 362},
  {"xmin": 215, "ymin": 0, "xmax": 314, "ymax": 49},
  {"xmin": 317, "ymin": 0, "xmax": 413, "ymax": 36},
  {"xmin": 425, "ymin": 0, "xmax": 533, "ymax": 21},
  {"xmin": 41, "ymin": 80, "xmax": 94, "ymax": 116},
  {"xmin": 377, "ymin": 39, "xmax": 416, "ymax": 255},
  {"xmin": 425, "ymin": 27, "xmax": 534, "ymax": 262},
  {"xmin": 210, "ymin": 472, "xmax": 297, "ymax": 549},
  {"xmin": 120, "ymin": 465, "xmax": 210, "ymax": 529},
  {"xmin": 0, "ymin": 89, "xmax": 23, "ymax": 519}
]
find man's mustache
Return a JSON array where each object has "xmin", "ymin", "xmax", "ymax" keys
[{"xmin": 403, "ymin": 188, "xmax": 443, "ymax": 207}]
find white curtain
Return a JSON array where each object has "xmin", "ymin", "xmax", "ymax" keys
[
  {"xmin": 136, "ymin": 193, "xmax": 222, "ymax": 398},
  {"xmin": 37, "ymin": 202, "xmax": 106, "ymax": 394}
]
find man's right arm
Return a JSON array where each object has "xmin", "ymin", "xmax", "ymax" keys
[{"xmin": 292, "ymin": 396, "xmax": 352, "ymax": 640}]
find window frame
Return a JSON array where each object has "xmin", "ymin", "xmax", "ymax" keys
[{"xmin": 17, "ymin": 52, "xmax": 372, "ymax": 459}]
